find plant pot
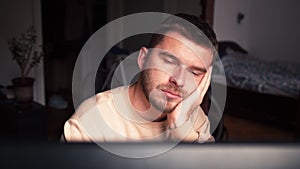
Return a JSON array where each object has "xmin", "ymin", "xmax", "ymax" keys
[{"xmin": 12, "ymin": 77, "xmax": 35, "ymax": 104}]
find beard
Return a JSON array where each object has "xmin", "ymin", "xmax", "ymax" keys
[{"xmin": 140, "ymin": 70, "xmax": 188, "ymax": 113}]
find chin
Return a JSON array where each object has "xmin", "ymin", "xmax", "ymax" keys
[{"xmin": 162, "ymin": 102, "xmax": 179, "ymax": 114}]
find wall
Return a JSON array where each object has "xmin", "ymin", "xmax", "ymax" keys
[
  {"xmin": 213, "ymin": 0, "xmax": 251, "ymax": 51},
  {"xmin": 106, "ymin": 0, "xmax": 203, "ymax": 51},
  {"xmin": 248, "ymin": 0, "xmax": 300, "ymax": 62},
  {"xmin": 164, "ymin": 0, "xmax": 203, "ymax": 16},
  {"xmin": 214, "ymin": 0, "xmax": 300, "ymax": 63},
  {"xmin": 0, "ymin": 0, "xmax": 45, "ymax": 104}
]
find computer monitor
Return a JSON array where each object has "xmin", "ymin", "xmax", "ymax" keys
[{"xmin": 1, "ymin": 141, "xmax": 300, "ymax": 169}]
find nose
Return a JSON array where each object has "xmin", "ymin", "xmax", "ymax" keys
[{"xmin": 169, "ymin": 66, "xmax": 185, "ymax": 87}]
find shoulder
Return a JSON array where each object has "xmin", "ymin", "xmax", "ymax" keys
[
  {"xmin": 64, "ymin": 86, "xmax": 127, "ymax": 142},
  {"xmin": 75, "ymin": 86, "xmax": 127, "ymax": 118},
  {"xmin": 64, "ymin": 86, "xmax": 130, "ymax": 142}
]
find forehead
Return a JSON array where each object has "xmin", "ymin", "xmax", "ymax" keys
[{"xmin": 152, "ymin": 32, "xmax": 213, "ymax": 69}]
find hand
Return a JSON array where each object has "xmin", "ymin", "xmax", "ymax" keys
[{"xmin": 167, "ymin": 66, "xmax": 212, "ymax": 129}]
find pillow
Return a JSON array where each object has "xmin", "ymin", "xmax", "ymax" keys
[{"xmin": 217, "ymin": 41, "xmax": 248, "ymax": 58}]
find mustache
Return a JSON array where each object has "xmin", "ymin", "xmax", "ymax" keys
[{"xmin": 157, "ymin": 83, "xmax": 188, "ymax": 98}]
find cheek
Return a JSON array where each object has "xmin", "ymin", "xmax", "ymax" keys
[
  {"xmin": 181, "ymin": 75, "xmax": 202, "ymax": 96},
  {"xmin": 147, "ymin": 69, "xmax": 171, "ymax": 84},
  {"xmin": 184, "ymin": 80, "xmax": 197, "ymax": 95}
]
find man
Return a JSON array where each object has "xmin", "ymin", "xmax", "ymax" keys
[{"xmin": 63, "ymin": 13, "xmax": 218, "ymax": 143}]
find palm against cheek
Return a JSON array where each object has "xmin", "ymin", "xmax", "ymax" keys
[{"xmin": 167, "ymin": 67, "xmax": 212, "ymax": 127}]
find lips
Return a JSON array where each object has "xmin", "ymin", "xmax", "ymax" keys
[{"xmin": 161, "ymin": 89, "xmax": 181, "ymax": 99}]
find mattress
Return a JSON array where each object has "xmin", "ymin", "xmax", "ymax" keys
[{"xmin": 220, "ymin": 54, "xmax": 300, "ymax": 98}]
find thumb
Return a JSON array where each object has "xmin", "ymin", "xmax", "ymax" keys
[{"xmin": 196, "ymin": 66, "xmax": 212, "ymax": 105}]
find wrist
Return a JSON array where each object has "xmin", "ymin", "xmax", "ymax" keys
[
  {"xmin": 168, "ymin": 120, "xmax": 199, "ymax": 142},
  {"xmin": 168, "ymin": 116, "xmax": 187, "ymax": 129}
]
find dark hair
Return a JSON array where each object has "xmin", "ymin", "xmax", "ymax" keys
[{"xmin": 148, "ymin": 13, "xmax": 218, "ymax": 51}]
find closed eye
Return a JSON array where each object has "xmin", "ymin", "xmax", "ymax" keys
[
  {"xmin": 191, "ymin": 70, "xmax": 205, "ymax": 76},
  {"xmin": 159, "ymin": 51, "xmax": 179, "ymax": 66},
  {"xmin": 187, "ymin": 67, "xmax": 207, "ymax": 77},
  {"xmin": 163, "ymin": 57, "xmax": 177, "ymax": 65}
]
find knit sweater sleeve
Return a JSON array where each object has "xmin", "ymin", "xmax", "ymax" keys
[{"xmin": 64, "ymin": 113, "xmax": 92, "ymax": 142}]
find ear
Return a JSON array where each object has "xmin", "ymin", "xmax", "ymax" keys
[{"xmin": 137, "ymin": 47, "xmax": 148, "ymax": 70}]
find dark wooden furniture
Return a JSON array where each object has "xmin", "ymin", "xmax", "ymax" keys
[
  {"xmin": 224, "ymin": 86, "xmax": 299, "ymax": 137},
  {"xmin": 46, "ymin": 106, "xmax": 74, "ymax": 141},
  {"xmin": 0, "ymin": 101, "xmax": 47, "ymax": 140}
]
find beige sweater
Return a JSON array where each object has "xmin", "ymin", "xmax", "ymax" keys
[{"xmin": 64, "ymin": 86, "xmax": 214, "ymax": 143}]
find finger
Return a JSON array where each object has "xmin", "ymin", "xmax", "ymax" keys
[
  {"xmin": 182, "ymin": 66, "xmax": 212, "ymax": 110},
  {"xmin": 196, "ymin": 66, "xmax": 212, "ymax": 104}
]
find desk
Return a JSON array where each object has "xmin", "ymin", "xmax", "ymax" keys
[{"xmin": 0, "ymin": 101, "xmax": 47, "ymax": 140}]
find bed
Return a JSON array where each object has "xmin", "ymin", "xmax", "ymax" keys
[{"xmin": 216, "ymin": 41, "xmax": 300, "ymax": 134}]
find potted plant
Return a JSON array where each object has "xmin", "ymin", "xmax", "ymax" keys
[{"xmin": 8, "ymin": 26, "xmax": 43, "ymax": 104}]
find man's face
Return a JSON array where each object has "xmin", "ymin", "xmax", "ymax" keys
[{"xmin": 139, "ymin": 32, "xmax": 213, "ymax": 113}]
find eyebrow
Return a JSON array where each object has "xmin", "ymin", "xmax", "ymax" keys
[{"xmin": 158, "ymin": 50, "xmax": 207, "ymax": 73}]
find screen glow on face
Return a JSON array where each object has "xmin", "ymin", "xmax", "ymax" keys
[{"xmin": 157, "ymin": 50, "xmax": 207, "ymax": 83}]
